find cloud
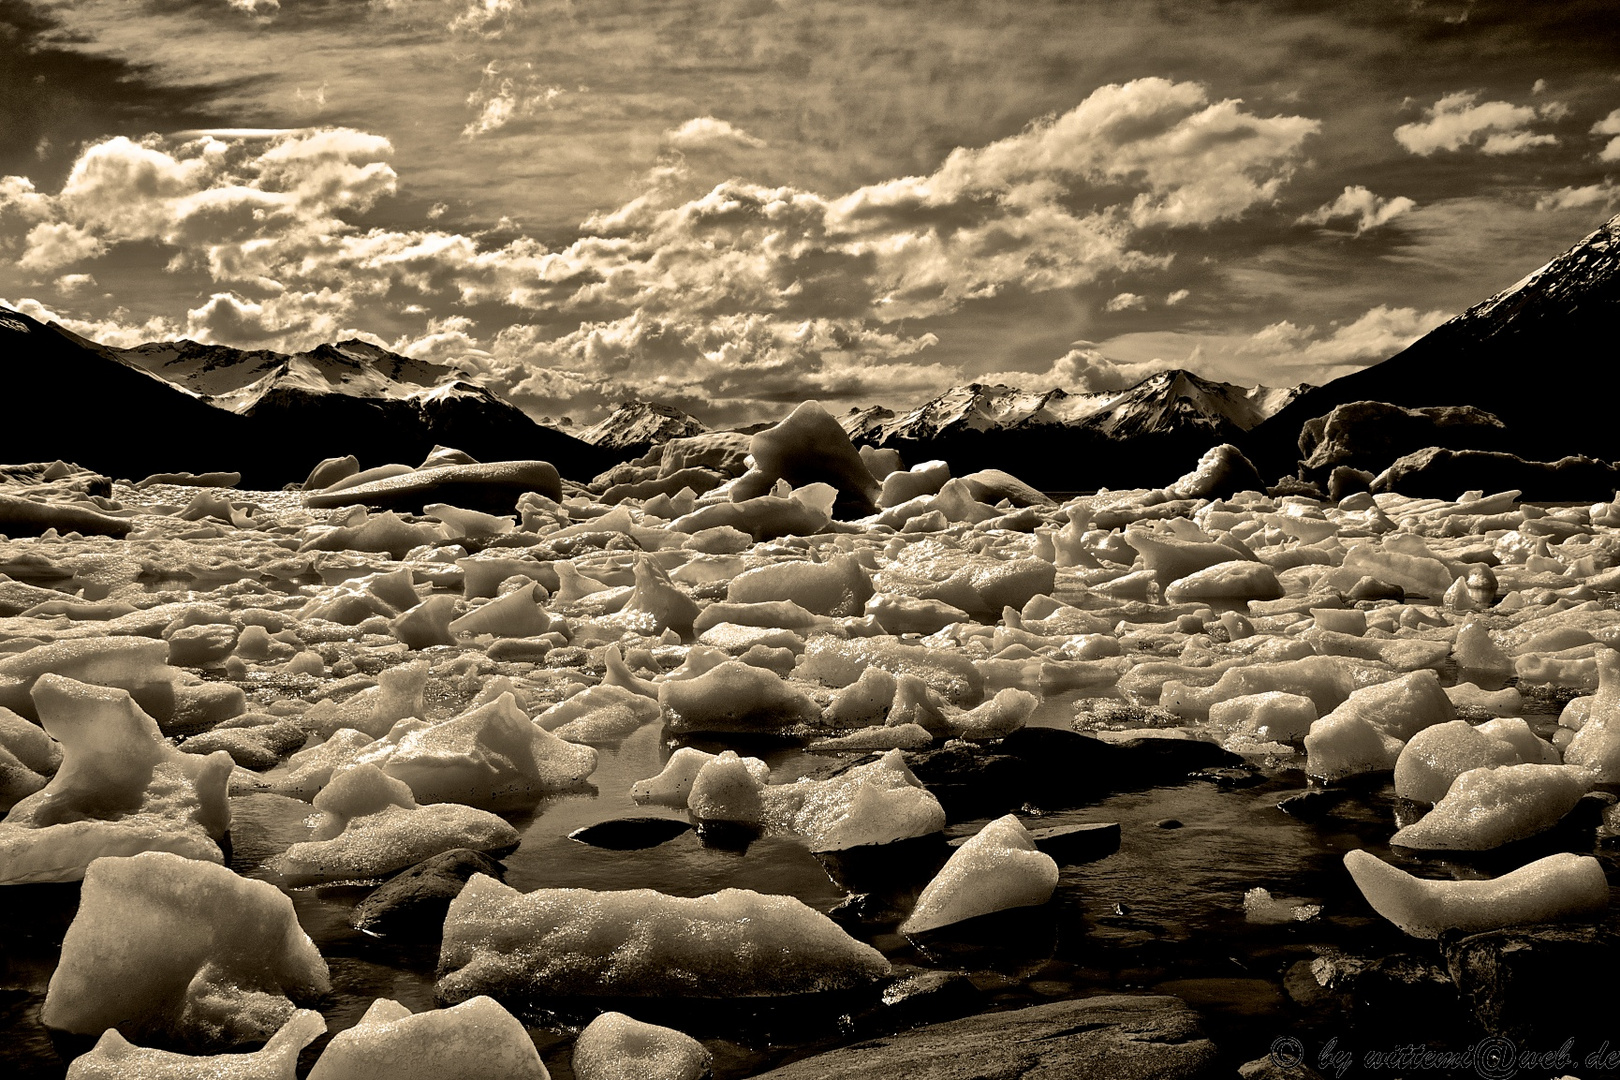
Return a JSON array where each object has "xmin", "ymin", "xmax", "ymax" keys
[
  {"xmin": 0, "ymin": 296, "xmax": 181, "ymax": 347},
  {"xmin": 0, "ymin": 80, "xmax": 1321, "ymax": 423},
  {"xmin": 1241, "ymin": 304, "xmax": 1449, "ymax": 376},
  {"xmin": 1165, "ymin": 289, "xmax": 1189, "ymax": 305},
  {"xmin": 983, "ymin": 344, "xmax": 1163, "ymax": 394},
  {"xmin": 450, "ymin": 0, "xmax": 523, "ymax": 37},
  {"xmin": 1535, "ymin": 180, "xmax": 1620, "ymax": 212},
  {"xmin": 664, "ymin": 117, "xmax": 768, "ymax": 153},
  {"xmin": 1299, "ymin": 185, "xmax": 1416, "ymax": 235},
  {"xmin": 462, "ymin": 63, "xmax": 566, "ymax": 138},
  {"xmin": 1394, "ymin": 91, "xmax": 1557, "ymax": 156},
  {"xmin": 226, "ymin": 0, "xmax": 279, "ymax": 16},
  {"xmin": 1104, "ymin": 292, "xmax": 1145, "ymax": 312},
  {"xmin": 1592, "ymin": 108, "xmax": 1620, "ymax": 163}
]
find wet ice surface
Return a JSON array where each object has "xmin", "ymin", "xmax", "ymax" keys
[{"xmin": 4, "ymin": 468, "xmax": 1620, "ymax": 1078}]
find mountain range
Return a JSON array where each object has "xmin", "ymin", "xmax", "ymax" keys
[
  {"xmin": 5, "ymin": 210, "xmax": 1615, "ymax": 493},
  {"xmin": 0, "ymin": 314, "xmax": 616, "ymax": 487}
]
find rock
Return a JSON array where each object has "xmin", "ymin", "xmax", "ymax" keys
[
  {"xmin": 1295, "ymin": 951, "xmax": 1459, "ymax": 1033},
  {"xmin": 567, "ymin": 817, "xmax": 693, "ymax": 850},
  {"xmin": 1372, "ymin": 448, "xmax": 1620, "ymax": 502},
  {"xmin": 1442, "ymin": 925, "xmax": 1620, "ymax": 1042},
  {"xmin": 907, "ymin": 727, "xmax": 1242, "ymax": 820},
  {"xmin": 304, "ymin": 460, "xmax": 563, "ymax": 515},
  {"xmin": 746, "ymin": 994, "xmax": 1219, "ymax": 1080},
  {"xmin": 1297, "ymin": 401, "xmax": 1508, "ymax": 482},
  {"xmin": 350, "ymin": 848, "xmax": 506, "ymax": 936},
  {"xmin": 1239, "ymin": 1054, "xmax": 1327, "ymax": 1080}
]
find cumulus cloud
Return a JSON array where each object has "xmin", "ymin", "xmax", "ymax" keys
[
  {"xmin": 1593, "ymin": 108, "xmax": 1620, "ymax": 163},
  {"xmin": 450, "ymin": 0, "xmax": 522, "ymax": 37},
  {"xmin": 983, "ymin": 344, "xmax": 1163, "ymax": 394},
  {"xmin": 0, "ymin": 296, "xmax": 181, "ymax": 347},
  {"xmin": 1299, "ymin": 185, "xmax": 1416, "ymax": 235},
  {"xmin": 1240, "ymin": 304, "xmax": 1449, "ymax": 376},
  {"xmin": 664, "ymin": 117, "xmax": 767, "ymax": 153},
  {"xmin": 0, "ymin": 79, "xmax": 1322, "ymax": 422},
  {"xmin": 1104, "ymin": 292, "xmax": 1146, "ymax": 312},
  {"xmin": 463, "ymin": 63, "xmax": 566, "ymax": 138},
  {"xmin": 1535, "ymin": 180, "xmax": 1620, "ymax": 212},
  {"xmin": 1165, "ymin": 289, "xmax": 1189, "ymax": 305},
  {"xmin": 227, "ymin": 0, "xmax": 279, "ymax": 16},
  {"xmin": 1394, "ymin": 91, "xmax": 1558, "ymax": 156}
]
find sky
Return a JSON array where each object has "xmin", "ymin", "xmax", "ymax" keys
[{"xmin": 2, "ymin": 0, "xmax": 1619, "ymax": 426}]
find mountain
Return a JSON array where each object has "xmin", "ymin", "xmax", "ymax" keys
[
  {"xmin": 0, "ymin": 311, "xmax": 617, "ymax": 486},
  {"xmin": 577, "ymin": 401, "xmax": 706, "ymax": 455},
  {"xmin": 1244, "ymin": 211, "xmax": 1620, "ymax": 479},
  {"xmin": 848, "ymin": 370, "xmax": 1305, "ymax": 491}
]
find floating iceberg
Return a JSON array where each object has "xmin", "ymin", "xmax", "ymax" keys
[
  {"xmin": 43, "ymin": 852, "xmax": 330, "ymax": 1046},
  {"xmin": 438, "ymin": 876, "xmax": 889, "ymax": 1001},
  {"xmin": 305, "ymin": 996, "xmax": 548, "ymax": 1080},
  {"xmin": 900, "ymin": 815, "xmax": 1058, "ymax": 935}
]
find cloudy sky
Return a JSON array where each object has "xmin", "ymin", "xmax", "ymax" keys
[{"xmin": 2, "ymin": 0, "xmax": 1618, "ymax": 425}]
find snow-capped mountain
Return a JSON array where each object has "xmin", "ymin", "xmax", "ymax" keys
[
  {"xmin": 577, "ymin": 401, "xmax": 707, "ymax": 451},
  {"xmin": 1246, "ymin": 211, "xmax": 1620, "ymax": 473},
  {"xmin": 0, "ymin": 313, "xmax": 615, "ymax": 485},
  {"xmin": 857, "ymin": 370, "xmax": 1305, "ymax": 446}
]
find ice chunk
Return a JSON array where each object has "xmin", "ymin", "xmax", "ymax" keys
[
  {"xmin": 42, "ymin": 852, "xmax": 330, "ymax": 1045},
  {"xmin": 1157, "ymin": 655, "xmax": 1376, "ymax": 721},
  {"xmin": 808, "ymin": 724, "xmax": 935, "ymax": 751},
  {"xmin": 1321, "ymin": 670, "xmax": 1453, "ymax": 743},
  {"xmin": 390, "ymin": 594, "xmax": 459, "ymax": 650},
  {"xmin": 0, "ymin": 705, "xmax": 59, "ymax": 809},
  {"xmin": 266, "ymin": 729, "xmax": 376, "ymax": 801},
  {"xmin": 1124, "ymin": 526, "xmax": 1252, "ymax": 588},
  {"xmin": 764, "ymin": 749, "xmax": 945, "ymax": 851},
  {"xmin": 630, "ymin": 747, "xmax": 719, "ymax": 807},
  {"xmin": 573, "ymin": 1012, "xmax": 709, "ymax": 1080},
  {"xmin": 301, "ymin": 660, "xmax": 429, "ymax": 739},
  {"xmin": 423, "ymin": 503, "xmax": 517, "ymax": 539},
  {"xmin": 438, "ymin": 876, "xmax": 889, "ymax": 1000},
  {"xmin": 305, "ymin": 996, "xmax": 548, "ymax": 1080},
  {"xmin": 1477, "ymin": 717, "xmax": 1559, "ymax": 764},
  {"xmin": 1303, "ymin": 713, "xmax": 1404, "ymax": 782},
  {"xmin": 798, "ymin": 634, "xmax": 984, "ymax": 705},
  {"xmin": 949, "ymin": 687, "xmax": 1039, "ymax": 740},
  {"xmin": 457, "ymin": 556, "xmax": 552, "ymax": 599},
  {"xmin": 300, "ymin": 511, "xmax": 447, "ymax": 559},
  {"xmin": 1344, "ymin": 849, "xmax": 1608, "ymax": 939},
  {"xmin": 535, "ymin": 685, "xmax": 662, "ymax": 746},
  {"xmin": 448, "ymin": 584, "xmax": 551, "ymax": 638},
  {"xmin": 303, "ymin": 461, "xmax": 563, "ymax": 515},
  {"xmin": 822, "ymin": 666, "xmax": 898, "ymax": 727},
  {"xmin": 1207, "ymin": 692, "xmax": 1317, "ymax": 743},
  {"xmin": 1341, "ymin": 542, "xmax": 1455, "ymax": 599},
  {"xmin": 608, "ymin": 557, "xmax": 700, "ymax": 638},
  {"xmin": 1564, "ymin": 647, "xmax": 1620, "ymax": 781},
  {"xmin": 0, "ymin": 675, "xmax": 232, "ymax": 883},
  {"xmin": 726, "ymin": 554, "xmax": 874, "ymax": 617},
  {"xmin": 729, "ymin": 400, "xmax": 881, "ymax": 513},
  {"xmin": 381, "ymin": 693, "xmax": 597, "ymax": 808},
  {"xmin": 1444, "ymin": 682, "xmax": 1523, "ymax": 716},
  {"xmin": 274, "ymin": 765, "xmax": 518, "ymax": 885},
  {"xmin": 878, "ymin": 461, "xmax": 950, "ymax": 508},
  {"xmin": 0, "ymin": 638, "xmax": 181, "ymax": 722},
  {"xmin": 1242, "ymin": 887, "xmax": 1322, "ymax": 924},
  {"xmin": 1162, "ymin": 561, "xmax": 1282, "ymax": 603},
  {"xmin": 659, "ymin": 660, "xmax": 820, "ymax": 734},
  {"xmin": 1393, "ymin": 720, "xmax": 1521, "ymax": 804},
  {"xmin": 65, "ymin": 1009, "xmax": 325, "ymax": 1080},
  {"xmin": 688, "ymin": 750, "xmax": 770, "ymax": 825},
  {"xmin": 1392, "ymin": 763, "xmax": 1592, "ymax": 850},
  {"xmin": 899, "ymin": 815, "xmax": 1058, "ymax": 934}
]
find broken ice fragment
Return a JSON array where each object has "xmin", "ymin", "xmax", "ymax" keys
[
  {"xmin": 900, "ymin": 815, "xmax": 1058, "ymax": 935},
  {"xmin": 305, "ymin": 996, "xmax": 548, "ymax": 1080}
]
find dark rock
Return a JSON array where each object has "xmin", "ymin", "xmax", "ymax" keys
[
  {"xmin": 747, "ymin": 994, "xmax": 1220, "ymax": 1080},
  {"xmin": 1027, "ymin": 821, "xmax": 1120, "ymax": 863},
  {"xmin": 1297, "ymin": 401, "xmax": 1508, "ymax": 483},
  {"xmin": 907, "ymin": 727, "xmax": 1243, "ymax": 820},
  {"xmin": 1156, "ymin": 818, "xmax": 1184, "ymax": 829},
  {"xmin": 351, "ymin": 848, "xmax": 505, "ymax": 935},
  {"xmin": 1302, "ymin": 951, "xmax": 1459, "ymax": 1034},
  {"xmin": 865, "ymin": 970, "xmax": 985, "ymax": 1033},
  {"xmin": 567, "ymin": 817, "xmax": 693, "ymax": 850},
  {"xmin": 1442, "ymin": 925, "xmax": 1620, "ymax": 1043},
  {"xmin": 1372, "ymin": 448, "xmax": 1620, "ymax": 502},
  {"xmin": 1326, "ymin": 466, "xmax": 1374, "ymax": 501},
  {"xmin": 1275, "ymin": 789, "xmax": 1349, "ymax": 820},
  {"xmin": 1239, "ymin": 1053, "xmax": 1327, "ymax": 1080}
]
